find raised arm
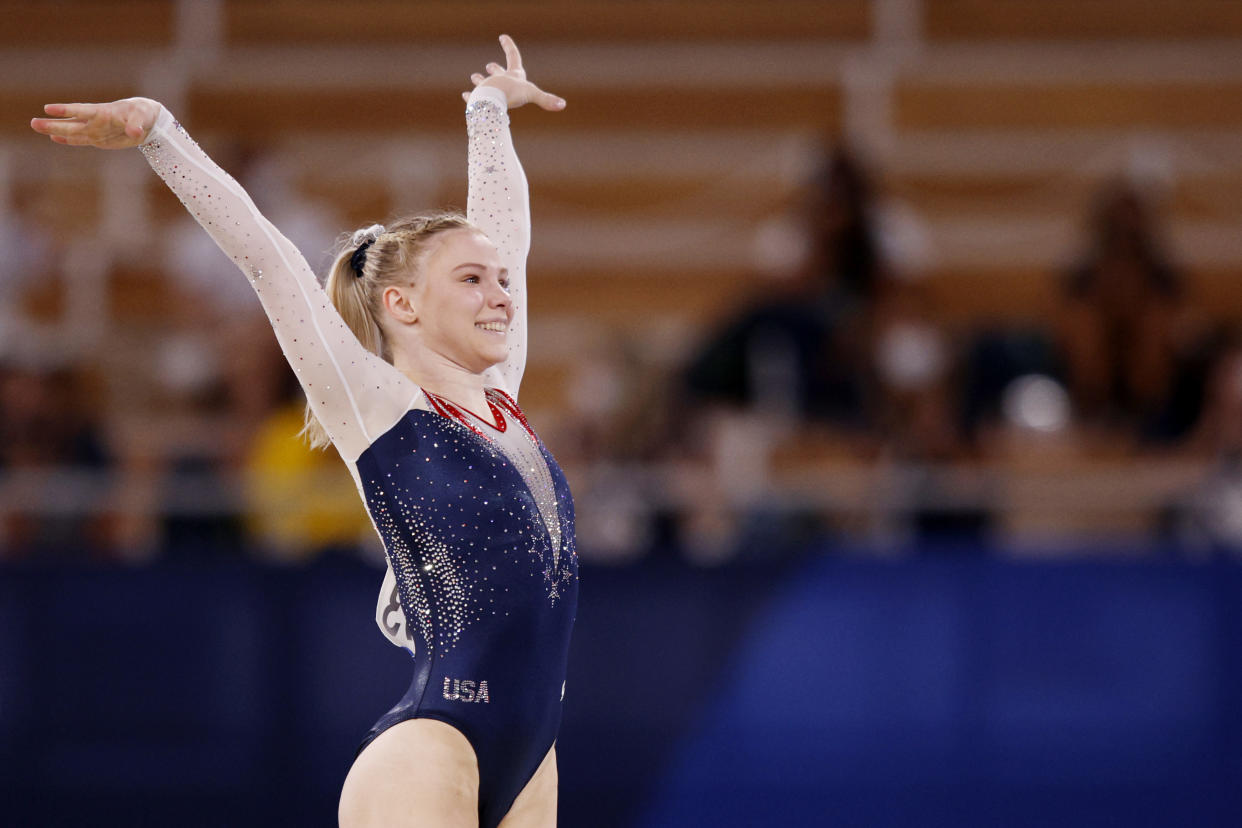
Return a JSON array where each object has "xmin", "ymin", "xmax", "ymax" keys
[
  {"xmin": 464, "ymin": 35, "xmax": 565, "ymax": 399},
  {"xmin": 31, "ymin": 98, "xmax": 414, "ymax": 462}
]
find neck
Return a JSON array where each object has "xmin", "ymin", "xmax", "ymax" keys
[{"xmin": 392, "ymin": 345, "xmax": 490, "ymax": 414}]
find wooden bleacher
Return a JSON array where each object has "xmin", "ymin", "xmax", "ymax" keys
[
  {"xmin": 895, "ymin": 79, "xmax": 1242, "ymax": 131},
  {"xmin": 922, "ymin": 0, "xmax": 1242, "ymax": 40},
  {"xmin": 5, "ymin": 0, "xmax": 1242, "ymax": 429},
  {"xmin": 222, "ymin": 1, "xmax": 872, "ymax": 44},
  {"xmin": 3, "ymin": 0, "xmax": 173, "ymax": 47}
]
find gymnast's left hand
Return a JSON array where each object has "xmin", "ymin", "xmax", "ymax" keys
[{"xmin": 463, "ymin": 34, "xmax": 566, "ymax": 112}]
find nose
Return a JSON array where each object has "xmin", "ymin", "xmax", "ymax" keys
[{"xmin": 486, "ymin": 278, "xmax": 510, "ymax": 309}]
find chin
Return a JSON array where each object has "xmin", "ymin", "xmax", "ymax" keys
[
  {"xmin": 474, "ymin": 339, "xmax": 509, "ymax": 368},
  {"xmin": 466, "ymin": 348, "xmax": 508, "ymax": 373},
  {"xmin": 482, "ymin": 348, "xmax": 509, "ymax": 368}
]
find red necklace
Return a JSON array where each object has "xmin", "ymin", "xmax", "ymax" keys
[{"xmin": 422, "ymin": 387, "xmax": 538, "ymax": 443}]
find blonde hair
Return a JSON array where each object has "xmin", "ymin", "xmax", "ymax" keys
[{"xmin": 303, "ymin": 211, "xmax": 477, "ymax": 449}]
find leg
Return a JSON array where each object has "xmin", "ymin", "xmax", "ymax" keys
[
  {"xmin": 496, "ymin": 745, "xmax": 558, "ymax": 828},
  {"xmin": 340, "ymin": 718, "xmax": 480, "ymax": 828}
]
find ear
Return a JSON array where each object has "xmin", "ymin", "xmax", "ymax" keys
[{"xmin": 382, "ymin": 285, "xmax": 418, "ymax": 325}]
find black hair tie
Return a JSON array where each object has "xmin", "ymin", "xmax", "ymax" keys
[{"xmin": 350, "ymin": 239, "xmax": 375, "ymax": 278}]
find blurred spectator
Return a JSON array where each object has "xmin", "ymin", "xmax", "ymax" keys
[
  {"xmin": 1058, "ymin": 181, "xmax": 1208, "ymax": 445},
  {"xmin": 671, "ymin": 146, "xmax": 888, "ymax": 557},
  {"xmin": 806, "ymin": 145, "xmax": 885, "ymax": 303},
  {"xmin": 678, "ymin": 143, "xmax": 994, "ymax": 551},
  {"xmin": 242, "ymin": 372, "xmax": 375, "ymax": 563},
  {"xmin": 683, "ymin": 146, "xmax": 883, "ymax": 428}
]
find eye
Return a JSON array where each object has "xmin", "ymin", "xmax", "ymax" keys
[
  {"xmin": 464, "ymin": 274, "xmax": 480, "ymax": 284},
  {"xmin": 499, "ymin": 277, "xmax": 511, "ymax": 291}
]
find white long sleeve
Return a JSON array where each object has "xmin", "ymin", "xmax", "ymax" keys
[
  {"xmin": 138, "ymin": 87, "xmax": 531, "ymax": 459},
  {"xmin": 139, "ymin": 106, "xmax": 417, "ymax": 462},
  {"xmin": 466, "ymin": 86, "xmax": 531, "ymax": 398}
]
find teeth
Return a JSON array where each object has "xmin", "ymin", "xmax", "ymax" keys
[{"xmin": 476, "ymin": 322, "xmax": 507, "ymax": 333}]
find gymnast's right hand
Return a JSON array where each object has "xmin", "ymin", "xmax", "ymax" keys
[{"xmin": 30, "ymin": 97, "xmax": 160, "ymax": 149}]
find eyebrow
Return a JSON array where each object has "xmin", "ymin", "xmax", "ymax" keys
[{"xmin": 452, "ymin": 262, "xmax": 509, "ymax": 276}]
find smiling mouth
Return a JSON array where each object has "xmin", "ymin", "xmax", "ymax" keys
[{"xmin": 476, "ymin": 322, "xmax": 508, "ymax": 333}]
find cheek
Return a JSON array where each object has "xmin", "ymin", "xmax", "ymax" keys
[
  {"xmin": 428, "ymin": 287, "xmax": 483, "ymax": 328},
  {"xmin": 420, "ymin": 282, "xmax": 459, "ymax": 316},
  {"xmin": 459, "ymin": 288, "xmax": 486, "ymax": 314}
]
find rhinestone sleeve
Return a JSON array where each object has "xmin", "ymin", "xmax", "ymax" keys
[
  {"xmin": 466, "ymin": 86, "xmax": 531, "ymax": 399},
  {"xmin": 138, "ymin": 106, "xmax": 415, "ymax": 462}
]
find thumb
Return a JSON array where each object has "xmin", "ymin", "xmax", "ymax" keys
[
  {"xmin": 124, "ymin": 114, "xmax": 144, "ymax": 139},
  {"xmin": 536, "ymin": 88, "xmax": 566, "ymax": 112}
]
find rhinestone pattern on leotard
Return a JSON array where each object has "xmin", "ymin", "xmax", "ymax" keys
[
  {"xmin": 358, "ymin": 404, "xmax": 577, "ymax": 655},
  {"xmin": 424, "ymin": 388, "xmax": 576, "ymax": 604}
]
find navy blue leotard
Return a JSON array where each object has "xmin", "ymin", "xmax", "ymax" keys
[
  {"xmin": 139, "ymin": 85, "xmax": 578, "ymax": 827},
  {"xmin": 358, "ymin": 388, "xmax": 577, "ymax": 825}
]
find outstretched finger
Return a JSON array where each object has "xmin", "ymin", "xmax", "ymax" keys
[
  {"xmin": 499, "ymin": 34, "xmax": 522, "ymax": 71},
  {"xmin": 44, "ymin": 102, "xmax": 96, "ymax": 119},
  {"xmin": 531, "ymin": 85, "xmax": 567, "ymax": 111},
  {"xmin": 30, "ymin": 118, "xmax": 85, "ymax": 137},
  {"xmin": 470, "ymin": 72, "xmax": 485, "ymax": 86},
  {"xmin": 485, "ymin": 62, "xmax": 504, "ymax": 76}
]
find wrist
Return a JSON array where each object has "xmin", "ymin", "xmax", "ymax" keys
[
  {"xmin": 469, "ymin": 85, "xmax": 509, "ymax": 110},
  {"xmin": 139, "ymin": 103, "xmax": 173, "ymax": 146}
]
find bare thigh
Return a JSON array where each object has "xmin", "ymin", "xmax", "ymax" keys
[
  {"xmin": 339, "ymin": 718, "xmax": 480, "ymax": 828},
  {"xmin": 497, "ymin": 745, "xmax": 558, "ymax": 828}
]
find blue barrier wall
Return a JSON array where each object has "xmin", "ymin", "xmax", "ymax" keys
[{"xmin": 1, "ymin": 551, "xmax": 1239, "ymax": 827}]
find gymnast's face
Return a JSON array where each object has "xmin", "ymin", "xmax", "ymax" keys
[{"xmin": 408, "ymin": 228, "xmax": 512, "ymax": 372}]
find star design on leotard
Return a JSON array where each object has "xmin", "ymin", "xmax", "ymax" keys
[
  {"xmin": 544, "ymin": 561, "xmax": 556, "ymax": 597},
  {"xmin": 528, "ymin": 544, "xmax": 572, "ymax": 605},
  {"xmin": 542, "ymin": 558, "xmax": 576, "ymax": 605}
]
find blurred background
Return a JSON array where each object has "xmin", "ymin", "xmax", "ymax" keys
[{"xmin": 2, "ymin": 0, "xmax": 1242, "ymax": 825}]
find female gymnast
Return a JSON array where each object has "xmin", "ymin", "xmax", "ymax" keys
[{"xmin": 32, "ymin": 35, "xmax": 577, "ymax": 828}]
